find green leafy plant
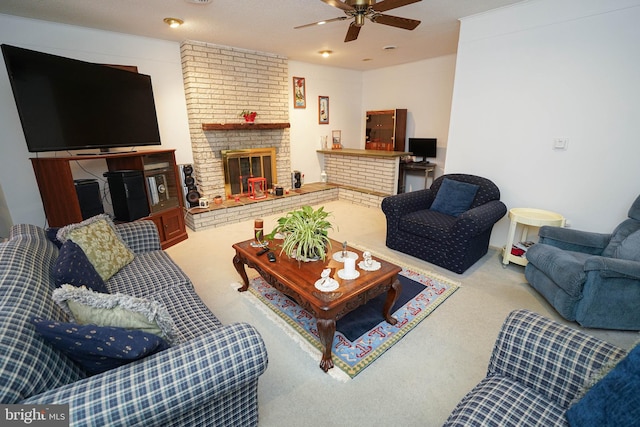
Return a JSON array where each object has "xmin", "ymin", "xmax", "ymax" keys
[{"xmin": 265, "ymin": 205, "xmax": 333, "ymax": 261}]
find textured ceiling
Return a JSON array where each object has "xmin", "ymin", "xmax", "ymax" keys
[{"xmin": 0, "ymin": 0, "xmax": 525, "ymax": 70}]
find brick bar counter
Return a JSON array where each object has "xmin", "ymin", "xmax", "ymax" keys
[{"xmin": 317, "ymin": 149, "xmax": 409, "ymax": 196}]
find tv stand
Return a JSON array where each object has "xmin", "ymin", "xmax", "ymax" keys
[
  {"xmin": 77, "ymin": 150, "xmax": 138, "ymax": 156},
  {"xmin": 73, "ymin": 151, "xmax": 137, "ymax": 156},
  {"xmin": 30, "ymin": 149, "xmax": 187, "ymax": 249}
]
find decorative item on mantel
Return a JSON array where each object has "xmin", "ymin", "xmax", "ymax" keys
[
  {"xmin": 332, "ymin": 130, "xmax": 342, "ymax": 149},
  {"xmin": 240, "ymin": 110, "xmax": 257, "ymax": 123}
]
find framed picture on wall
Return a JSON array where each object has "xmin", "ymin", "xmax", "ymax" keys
[
  {"xmin": 293, "ymin": 77, "xmax": 306, "ymax": 108},
  {"xmin": 319, "ymin": 96, "xmax": 329, "ymax": 124}
]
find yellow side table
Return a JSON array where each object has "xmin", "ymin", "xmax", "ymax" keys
[{"xmin": 502, "ymin": 208, "xmax": 565, "ymax": 267}]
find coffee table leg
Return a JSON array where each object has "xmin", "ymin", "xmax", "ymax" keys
[
  {"xmin": 233, "ymin": 253, "xmax": 250, "ymax": 292},
  {"xmin": 316, "ymin": 318, "xmax": 336, "ymax": 372},
  {"xmin": 382, "ymin": 277, "xmax": 402, "ymax": 325}
]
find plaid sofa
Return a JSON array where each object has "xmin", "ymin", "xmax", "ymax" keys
[
  {"xmin": 443, "ymin": 309, "xmax": 627, "ymax": 426},
  {"xmin": 0, "ymin": 221, "xmax": 268, "ymax": 426}
]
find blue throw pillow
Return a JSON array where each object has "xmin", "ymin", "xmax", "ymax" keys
[
  {"xmin": 32, "ymin": 318, "xmax": 169, "ymax": 375},
  {"xmin": 566, "ymin": 343, "xmax": 640, "ymax": 426},
  {"xmin": 430, "ymin": 178, "xmax": 480, "ymax": 217},
  {"xmin": 53, "ymin": 240, "xmax": 108, "ymax": 293}
]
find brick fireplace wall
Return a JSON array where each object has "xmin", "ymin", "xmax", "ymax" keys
[{"xmin": 180, "ymin": 40, "xmax": 291, "ymax": 200}]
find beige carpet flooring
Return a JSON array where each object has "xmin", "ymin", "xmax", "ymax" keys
[{"xmin": 166, "ymin": 199, "xmax": 639, "ymax": 427}]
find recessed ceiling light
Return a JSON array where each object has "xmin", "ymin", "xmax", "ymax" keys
[
  {"xmin": 319, "ymin": 50, "xmax": 333, "ymax": 58},
  {"xmin": 163, "ymin": 18, "xmax": 184, "ymax": 28}
]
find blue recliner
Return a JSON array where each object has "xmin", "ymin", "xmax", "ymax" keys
[
  {"xmin": 525, "ymin": 194, "xmax": 640, "ymax": 330},
  {"xmin": 382, "ymin": 174, "xmax": 507, "ymax": 274}
]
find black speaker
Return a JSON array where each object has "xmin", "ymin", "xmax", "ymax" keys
[
  {"xmin": 74, "ymin": 179, "xmax": 104, "ymax": 220},
  {"xmin": 179, "ymin": 164, "xmax": 200, "ymax": 207},
  {"xmin": 104, "ymin": 170, "xmax": 150, "ymax": 222}
]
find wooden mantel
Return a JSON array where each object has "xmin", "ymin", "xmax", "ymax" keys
[
  {"xmin": 316, "ymin": 148, "xmax": 410, "ymax": 158},
  {"xmin": 202, "ymin": 122, "xmax": 290, "ymax": 131}
]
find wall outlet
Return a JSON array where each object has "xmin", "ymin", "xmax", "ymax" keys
[{"xmin": 553, "ymin": 138, "xmax": 569, "ymax": 150}]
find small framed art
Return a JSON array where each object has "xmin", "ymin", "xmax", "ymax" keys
[
  {"xmin": 293, "ymin": 77, "xmax": 306, "ymax": 109},
  {"xmin": 319, "ymin": 96, "xmax": 329, "ymax": 124},
  {"xmin": 332, "ymin": 130, "xmax": 342, "ymax": 149}
]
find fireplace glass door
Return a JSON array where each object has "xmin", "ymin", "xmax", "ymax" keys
[{"xmin": 222, "ymin": 148, "xmax": 276, "ymax": 197}]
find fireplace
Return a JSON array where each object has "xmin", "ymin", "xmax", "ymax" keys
[{"xmin": 222, "ymin": 147, "xmax": 277, "ymax": 198}]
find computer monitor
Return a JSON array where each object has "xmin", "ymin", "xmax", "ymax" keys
[{"xmin": 408, "ymin": 138, "xmax": 437, "ymax": 161}]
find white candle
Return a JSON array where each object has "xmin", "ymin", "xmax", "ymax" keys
[{"xmin": 344, "ymin": 257, "xmax": 356, "ymax": 276}]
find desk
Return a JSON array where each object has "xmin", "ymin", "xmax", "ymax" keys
[
  {"xmin": 502, "ymin": 208, "xmax": 565, "ymax": 267},
  {"xmin": 398, "ymin": 162, "xmax": 436, "ymax": 193}
]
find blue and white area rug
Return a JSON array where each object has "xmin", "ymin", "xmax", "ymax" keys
[{"xmin": 235, "ymin": 252, "xmax": 459, "ymax": 381}]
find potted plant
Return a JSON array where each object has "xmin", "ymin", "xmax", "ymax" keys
[
  {"xmin": 240, "ymin": 110, "xmax": 257, "ymax": 123},
  {"xmin": 265, "ymin": 205, "xmax": 333, "ymax": 261}
]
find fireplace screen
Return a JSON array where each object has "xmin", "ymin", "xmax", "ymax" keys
[{"xmin": 222, "ymin": 148, "xmax": 277, "ymax": 197}]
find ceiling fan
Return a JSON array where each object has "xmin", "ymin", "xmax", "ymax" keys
[{"xmin": 295, "ymin": 0, "xmax": 422, "ymax": 42}]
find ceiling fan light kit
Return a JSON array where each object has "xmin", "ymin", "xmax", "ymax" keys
[{"xmin": 296, "ymin": 0, "xmax": 422, "ymax": 42}]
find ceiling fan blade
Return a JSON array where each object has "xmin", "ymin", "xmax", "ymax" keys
[
  {"xmin": 372, "ymin": 0, "xmax": 422, "ymax": 13},
  {"xmin": 322, "ymin": 0, "xmax": 355, "ymax": 12},
  {"xmin": 372, "ymin": 14, "xmax": 421, "ymax": 30},
  {"xmin": 344, "ymin": 23, "xmax": 361, "ymax": 42},
  {"xmin": 294, "ymin": 16, "xmax": 347, "ymax": 30}
]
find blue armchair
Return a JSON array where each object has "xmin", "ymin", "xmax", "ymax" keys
[
  {"xmin": 525, "ymin": 194, "xmax": 640, "ymax": 330},
  {"xmin": 381, "ymin": 174, "xmax": 507, "ymax": 274}
]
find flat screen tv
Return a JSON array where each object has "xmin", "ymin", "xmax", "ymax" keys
[
  {"xmin": 1, "ymin": 44, "xmax": 161, "ymax": 153},
  {"xmin": 408, "ymin": 138, "xmax": 437, "ymax": 160}
]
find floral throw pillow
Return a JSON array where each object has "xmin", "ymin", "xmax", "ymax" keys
[
  {"xmin": 53, "ymin": 240, "xmax": 108, "ymax": 293},
  {"xmin": 32, "ymin": 318, "xmax": 169, "ymax": 375},
  {"xmin": 57, "ymin": 214, "xmax": 134, "ymax": 281}
]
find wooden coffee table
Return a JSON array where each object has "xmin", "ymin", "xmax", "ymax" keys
[{"xmin": 233, "ymin": 238, "xmax": 402, "ymax": 372}]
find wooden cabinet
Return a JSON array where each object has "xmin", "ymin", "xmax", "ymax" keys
[
  {"xmin": 365, "ymin": 109, "xmax": 407, "ymax": 151},
  {"xmin": 30, "ymin": 149, "xmax": 187, "ymax": 249},
  {"xmin": 149, "ymin": 207, "xmax": 186, "ymax": 249}
]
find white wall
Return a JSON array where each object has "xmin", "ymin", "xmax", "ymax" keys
[
  {"xmin": 447, "ymin": 0, "xmax": 640, "ymax": 246},
  {"xmin": 362, "ymin": 55, "xmax": 457, "ymax": 192},
  {"xmin": 288, "ymin": 61, "xmax": 363, "ymax": 185},
  {"xmin": 0, "ymin": 14, "xmax": 192, "ymax": 229}
]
